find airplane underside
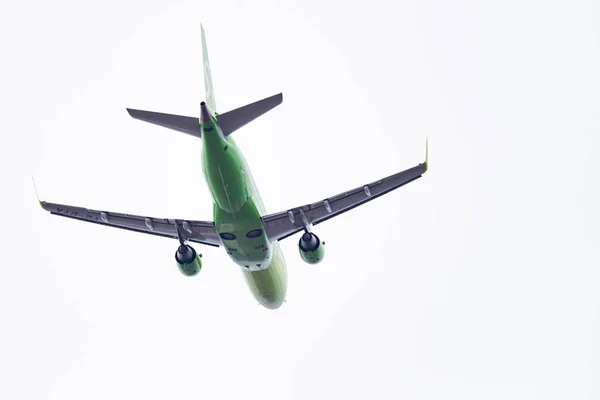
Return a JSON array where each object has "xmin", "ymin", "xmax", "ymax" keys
[{"xmin": 38, "ymin": 24, "xmax": 427, "ymax": 310}]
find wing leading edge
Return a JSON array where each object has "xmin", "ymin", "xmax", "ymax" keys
[
  {"xmin": 39, "ymin": 201, "xmax": 221, "ymax": 247},
  {"xmin": 262, "ymin": 140, "xmax": 428, "ymax": 242}
]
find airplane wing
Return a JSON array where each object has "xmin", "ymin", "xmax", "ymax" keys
[
  {"xmin": 261, "ymin": 141, "xmax": 428, "ymax": 242},
  {"xmin": 39, "ymin": 200, "xmax": 221, "ymax": 247}
]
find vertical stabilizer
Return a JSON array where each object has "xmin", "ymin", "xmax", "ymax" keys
[{"xmin": 201, "ymin": 24, "xmax": 217, "ymax": 112}]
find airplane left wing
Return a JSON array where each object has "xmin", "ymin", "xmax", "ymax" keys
[
  {"xmin": 39, "ymin": 200, "xmax": 221, "ymax": 247},
  {"xmin": 262, "ymin": 141, "xmax": 428, "ymax": 242}
]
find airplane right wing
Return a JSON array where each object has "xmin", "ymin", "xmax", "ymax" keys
[{"xmin": 261, "ymin": 140, "xmax": 428, "ymax": 242}]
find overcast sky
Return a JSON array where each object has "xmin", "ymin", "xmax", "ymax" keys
[{"xmin": 1, "ymin": 0, "xmax": 599, "ymax": 399}]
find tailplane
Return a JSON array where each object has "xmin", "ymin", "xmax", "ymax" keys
[
  {"xmin": 217, "ymin": 93, "xmax": 282, "ymax": 136},
  {"xmin": 126, "ymin": 108, "xmax": 200, "ymax": 138}
]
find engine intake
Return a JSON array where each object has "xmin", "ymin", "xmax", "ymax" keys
[
  {"xmin": 175, "ymin": 244, "xmax": 202, "ymax": 276},
  {"xmin": 298, "ymin": 232, "xmax": 325, "ymax": 264}
]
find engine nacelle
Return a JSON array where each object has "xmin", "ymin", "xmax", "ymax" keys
[
  {"xmin": 175, "ymin": 244, "xmax": 202, "ymax": 276},
  {"xmin": 298, "ymin": 232, "xmax": 325, "ymax": 264}
]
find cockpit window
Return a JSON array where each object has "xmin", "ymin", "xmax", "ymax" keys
[
  {"xmin": 246, "ymin": 229, "xmax": 263, "ymax": 238},
  {"xmin": 219, "ymin": 232, "xmax": 236, "ymax": 240}
]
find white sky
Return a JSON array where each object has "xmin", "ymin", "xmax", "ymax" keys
[{"xmin": 1, "ymin": 0, "xmax": 599, "ymax": 399}]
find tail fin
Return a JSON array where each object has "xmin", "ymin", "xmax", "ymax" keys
[
  {"xmin": 126, "ymin": 25, "xmax": 282, "ymax": 139},
  {"xmin": 201, "ymin": 24, "xmax": 216, "ymax": 112}
]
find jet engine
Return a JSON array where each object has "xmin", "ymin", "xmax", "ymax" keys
[
  {"xmin": 298, "ymin": 232, "xmax": 325, "ymax": 264},
  {"xmin": 175, "ymin": 244, "xmax": 202, "ymax": 276}
]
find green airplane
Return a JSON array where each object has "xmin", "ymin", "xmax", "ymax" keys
[{"xmin": 38, "ymin": 25, "xmax": 428, "ymax": 309}]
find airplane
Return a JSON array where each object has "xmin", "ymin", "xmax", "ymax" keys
[{"xmin": 38, "ymin": 24, "xmax": 429, "ymax": 310}]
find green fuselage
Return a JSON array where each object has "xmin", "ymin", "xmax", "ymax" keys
[{"xmin": 200, "ymin": 107, "xmax": 287, "ymax": 309}]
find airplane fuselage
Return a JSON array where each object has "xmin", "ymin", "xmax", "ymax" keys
[
  {"xmin": 200, "ymin": 104, "xmax": 287, "ymax": 309},
  {"xmin": 37, "ymin": 25, "xmax": 428, "ymax": 312}
]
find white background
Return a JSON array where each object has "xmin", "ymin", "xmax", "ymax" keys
[{"xmin": 1, "ymin": 0, "xmax": 599, "ymax": 398}]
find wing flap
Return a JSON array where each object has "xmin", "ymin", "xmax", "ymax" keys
[
  {"xmin": 40, "ymin": 201, "xmax": 220, "ymax": 247},
  {"xmin": 262, "ymin": 162, "xmax": 427, "ymax": 242}
]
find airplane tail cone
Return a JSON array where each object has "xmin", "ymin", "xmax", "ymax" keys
[{"xmin": 200, "ymin": 101, "xmax": 213, "ymax": 124}]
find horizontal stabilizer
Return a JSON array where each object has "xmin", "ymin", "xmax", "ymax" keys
[
  {"xmin": 127, "ymin": 108, "xmax": 201, "ymax": 138},
  {"xmin": 217, "ymin": 93, "xmax": 282, "ymax": 136}
]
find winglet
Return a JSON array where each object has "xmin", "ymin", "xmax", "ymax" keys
[
  {"xmin": 423, "ymin": 137, "xmax": 429, "ymax": 172},
  {"xmin": 32, "ymin": 177, "xmax": 47, "ymax": 210}
]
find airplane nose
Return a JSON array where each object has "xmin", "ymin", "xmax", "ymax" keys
[{"xmin": 259, "ymin": 291, "xmax": 284, "ymax": 309}]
